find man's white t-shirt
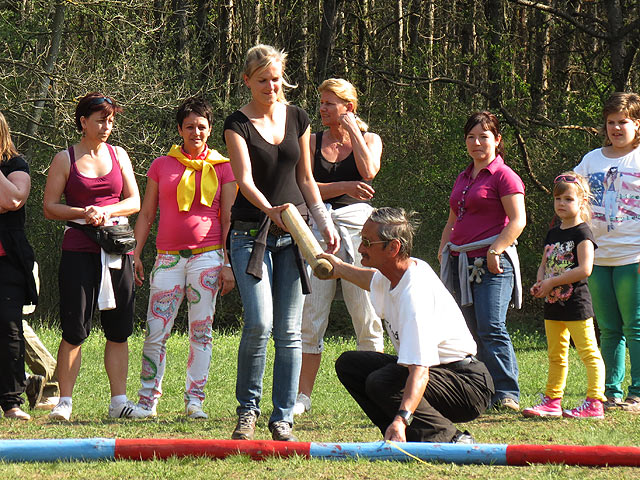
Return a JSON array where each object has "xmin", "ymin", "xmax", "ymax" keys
[{"xmin": 369, "ymin": 258, "xmax": 477, "ymax": 367}]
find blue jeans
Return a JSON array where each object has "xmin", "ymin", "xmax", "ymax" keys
[
  {"xmin": 230, "ymin": 229, "xmax": 304, "ymax": 425},
  {"xmin": 589, "ymin": 263, "xmax": 640, "ymax": 399},
  {"xmin": 451, "ymin": 255, "xmax": 519, "ymax": 404}
]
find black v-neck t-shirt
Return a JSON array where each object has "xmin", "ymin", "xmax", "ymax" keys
[{"xmin": 223, "ymin": 105, "xmax": 310, "ymax": 221}]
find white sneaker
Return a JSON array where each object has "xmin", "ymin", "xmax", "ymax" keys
[
  {"xmin": 109, "ymin": 400, "xmax": 155, "ymax": 419},
  {"xmin": 293, "ymin": 393, "xmax": 311, "ymax": 415},
  {"xmin": 186, "ymin": 403, "xmax": 208, "ymax": 419},
  {"xmin": 49, "ymin": 400, "xmax": 72, "ymax": 421}
]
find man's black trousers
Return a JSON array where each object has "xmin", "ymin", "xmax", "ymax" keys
[{"xmin": 335, "ymin": 351, "xmax": 495, "ymax": 442}]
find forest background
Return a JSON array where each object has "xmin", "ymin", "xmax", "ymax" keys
[{"xmin": 1, "ymin": 0, "xmax": 639, "ymax": 329}]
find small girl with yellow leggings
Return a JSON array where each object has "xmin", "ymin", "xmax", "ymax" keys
[{"xmin": 524, "ymin": 172, "xmax": 606, "ymax": 418}]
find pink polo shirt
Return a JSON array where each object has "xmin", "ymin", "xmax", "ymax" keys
[
  {"xmin": 148, "ymin": 149, "xmax": 235, "ymax": 251},
  {"xmin": 449, "ymin": 155, "xmax": 525, "ymax": 258}
]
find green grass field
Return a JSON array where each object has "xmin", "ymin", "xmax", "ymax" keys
[{"xmin": 2, "ymin": 323, "xmax": 640, "ymax": 479}]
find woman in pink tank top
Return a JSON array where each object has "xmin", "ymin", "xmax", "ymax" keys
[{"xmin": 43, "ymin": 92, "xmax": 142, "ymax": 421}]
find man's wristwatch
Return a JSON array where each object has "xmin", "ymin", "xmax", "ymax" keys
[{"xmin": 396, "ymin": 409, "xmax": 413, "ymax": 426}]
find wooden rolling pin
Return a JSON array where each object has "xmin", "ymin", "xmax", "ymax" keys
[{"xmin": 281, "ymin": 204, "xmax": 334, "ymax": 280}]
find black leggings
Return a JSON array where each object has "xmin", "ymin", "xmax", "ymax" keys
[{"xmin": 0, "ymin": 256, "xmax": 27, "ymax": 411}]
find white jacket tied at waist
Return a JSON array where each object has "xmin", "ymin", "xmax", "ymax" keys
[
  {"xmin": 440, "ymin": 234, "xmax": 522, "ymax": 309},
  {"xmin": 64, "ymin": 216, "xmax": 128, "ymax": 311},
  {"xmin": 310, "ymin": 202, "xmax": 373, "ymax": 264}
]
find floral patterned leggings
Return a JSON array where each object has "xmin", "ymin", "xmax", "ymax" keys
[{"xmin": 138, "ymin": 249, "xmax": 223, "ymax": 409}]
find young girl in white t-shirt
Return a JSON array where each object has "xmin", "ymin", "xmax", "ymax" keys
[{"xmin": 574, "ymin": 92, "xmax": 640, "ymax": 412}]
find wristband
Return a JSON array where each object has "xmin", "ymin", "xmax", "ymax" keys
[
  {"xmin": 309, "ymin": 202, "xmax": 332, "ymax": 234},
  {"xmin": 488, "ymin": 249, "xmax": 500, "ymax": 256},
  {"xmin": 223, "ymin": 263, "xmax": 232, "ymax": 268}
]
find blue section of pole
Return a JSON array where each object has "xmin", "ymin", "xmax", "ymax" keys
[
  {"xmin": 0, "ymin": 438, "xmax": 116, "ymax": 462},
  {"xmin": 309, "ymin": 441, "xmax": 509, "ymax": 465}
]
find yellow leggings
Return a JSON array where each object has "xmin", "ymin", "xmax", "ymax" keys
[{"xmin": 544, "ymin": 318, "xmax": 606, "ymax": 401}]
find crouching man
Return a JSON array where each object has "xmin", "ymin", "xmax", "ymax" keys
[{"xmin": 322, "ymin": 207, "xmax": 494, "ymax": 443}]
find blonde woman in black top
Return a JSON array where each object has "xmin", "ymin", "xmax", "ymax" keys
[{"xmin": 224, "ymin": 45, "xmax": 338, "ymax": 442}]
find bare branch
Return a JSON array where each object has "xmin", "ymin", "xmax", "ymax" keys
[
  {"xmin": 506, "ymin": 0, "xmax": 609, "ymax": 40},
  {"xmin": 352, "ymin": 60, "xmax": 549, "ymax": 192}
]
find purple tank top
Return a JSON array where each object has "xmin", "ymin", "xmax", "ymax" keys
[{"xmin": 62, "ymin": 144, "xmax": 123, "ymax": 252}]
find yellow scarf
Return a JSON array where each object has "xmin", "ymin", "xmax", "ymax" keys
[{"xmin": 168, "ymin": 145, "xmax": 230, "ymax": 212}]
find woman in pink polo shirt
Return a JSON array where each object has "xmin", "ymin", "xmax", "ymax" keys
[
  {"xmin": 133, "ymin": 97, "xmax": 236, "ymax": 419},
  {"xmin": 439, "ymin": 111, "xmax": 526, "ymax": 412}
]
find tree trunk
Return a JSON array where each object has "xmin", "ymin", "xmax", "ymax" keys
[
  {"xmin": 549, "ymin": 0, "xmax": 576, "ymax": 117},
  {"xmin": 426, "ymin": 0, "xmax": 434, "ymax": 98},
  {"xmin": 395, "ymin": 0, "xmax": 404, "ymax": 113},
  {"xmin": 196, "ymin": 0, "xmax": 214, "ymax": 81},
  {"xmin": 407, "ymin": 0, "xmax": 424, "ymax": 55},
  {"xmin": 172, "ymin": 0, "xmax": 190, "ymax": 72},
  {"xmin": 315, "ymin": 0, "xmax": 342, "ymax": 85},
  {"xmin": 459, "ymin": 0, "xmax": 477, "ymax": 102},
  {"xmin": 485, "ymin": 0, "xmax": 505, "ymax": 108},
  {"xmin": 25, "ymin": 1, "xmax": 65, "ymax": 155},
  {"xmin": 220, "ymin": 0, "xmax": 235, "ymax": 104},
  {"xmin": 529, "ymin": 4, "xmax": 549, "ymax": 120},
  {"xmin": 356, "ymin": 0, "xmax": 371, "ymax": 92},
  {"xmin": 604, "ymin": 0, "xmax": 629, "ymax": 91},
  {"xmin": 252, "ymin": 0, "xmax": 262, "ymax": 45}
]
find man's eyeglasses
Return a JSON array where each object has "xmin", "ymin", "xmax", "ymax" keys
[
  {"xmin": 89, "ymin": 96, "xmax": 113, "ymax": 106},
  {"xmin": 360, "ymin": 236, "xmax": 388, "ymax": 248}
]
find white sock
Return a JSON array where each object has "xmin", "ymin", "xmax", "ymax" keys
[
  {"xmin": 110, "ymin": 395, "xmax": 127, "ymax": 407},
  {"xmin": 59, "ymin": 396, "xmax": 72, "ymax": 406}
]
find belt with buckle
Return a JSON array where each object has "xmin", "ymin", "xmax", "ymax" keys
[
  {"xmin": 157, "ymin": 244, "xmax": 222, "ymax": 258},
  {"xmin": 445, "ymin": 355, "xmax": 477, "ymax": 369},
  {"xmin": 232, "ymin": 220, "xmax": 289, "ymax": 237}
]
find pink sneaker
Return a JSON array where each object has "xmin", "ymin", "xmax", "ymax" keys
[
  {"xmin": 522, "ymin": 395, "xmax": 562, "ymax": 417},
  {"xmin": 562, "ymin": 398, "xmax": 604, "ymax": 419}
]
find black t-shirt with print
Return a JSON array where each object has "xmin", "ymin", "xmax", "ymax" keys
[{"xmin": 542, "ymin": 222, "xmax": 596, "ymax": 321}]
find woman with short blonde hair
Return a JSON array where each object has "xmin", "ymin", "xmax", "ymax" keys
[{"xmin": 294, "ymin": 78, "xmax": 384, "ymax": 416}]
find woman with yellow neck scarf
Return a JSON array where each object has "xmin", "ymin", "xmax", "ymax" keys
[{"xmin": 132, "ymin": 97, "xmax": 236, "ymax": 419}]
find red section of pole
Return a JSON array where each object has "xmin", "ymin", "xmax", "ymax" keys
[
  {"xmin": 115, "ymin": 439, "xmax": 311, "ymax": 461},
  {"xmin": 506, "ymin": 444, "xmax": 640, "ymax": 467}
]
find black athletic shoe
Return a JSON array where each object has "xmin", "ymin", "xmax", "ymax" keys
[{"xmin": 451, "ymin": 430, "xmax": 476, "ymax": 444}]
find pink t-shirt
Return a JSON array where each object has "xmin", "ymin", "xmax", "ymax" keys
[
  {"xmin": 148, "ymin": 151, "xmax": 235, "ymax": 251},
  {"xmin": 449, "ymin": 156, "xmax": 525, "ymax": 257}
]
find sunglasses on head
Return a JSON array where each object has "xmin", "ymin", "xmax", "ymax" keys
[
  {"xmin": 360, "ymin": 235, "xmax": 388, "ymax": 248},
  {"xmin": 554, "ymin": 174, "xmax": 578, "ymax": 184},
  {"xmin": 554, "ymin": 174, "xmax": 586, "ymax": 194},
  {"xmin": 89, "ymin": 96, "xmax": 113, "ymax": 106}
]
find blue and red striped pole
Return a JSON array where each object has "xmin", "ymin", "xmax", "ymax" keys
[{"xmin": 0, "ymin": 438, "xmax": 638, "ymax": 467}]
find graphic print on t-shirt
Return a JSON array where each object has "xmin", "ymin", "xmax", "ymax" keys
[
  {"xmin": 543, "ymin": 241, "xmax": 575, "ymax": 304},
  {"xmin": 588, "ymin": 168, "xmax": 640, "ymax": 232}
]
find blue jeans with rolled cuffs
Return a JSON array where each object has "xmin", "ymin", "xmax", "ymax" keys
[
  {"xmin": 451, "ymin": 254, "xmax": 520, "ymax": 404},
  {"xmin": 229, "ymin": 229, "xmax": 304, "ymax": 426}
]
